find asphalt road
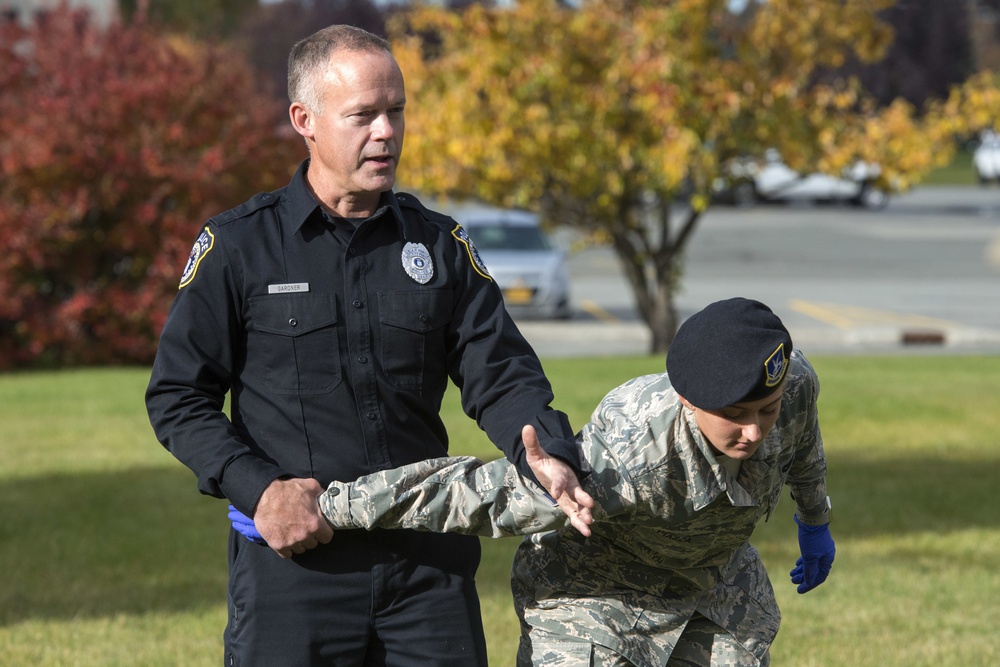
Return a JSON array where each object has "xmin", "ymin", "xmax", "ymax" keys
[{"xmin": 515, "ymin": 185, "xmax": 1000, "ymax": 357}]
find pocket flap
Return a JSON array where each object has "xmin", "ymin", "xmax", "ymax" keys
[
  {"xmin": 249, "ymin": 293, "xmax": 337, "ymax": 337},
  {"xmin": 378, "ymin": 290, "xmax": 450, "ymax": 333}
]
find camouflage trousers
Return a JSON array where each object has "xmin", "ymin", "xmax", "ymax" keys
[{"xmin": 516, "ymin": 614, "xmax": 768, "ymax": 667}]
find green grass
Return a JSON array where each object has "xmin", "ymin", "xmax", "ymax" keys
[
  {"xmin": 1, "ymin": 357, "xmax": 999, "ymax": 666},
  {"xmin": 921, "ymin": 148, "xmax": 976, "ymax": 185}
]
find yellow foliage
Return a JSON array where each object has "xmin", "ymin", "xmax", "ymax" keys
[
  {"xmin": 925, "ymin": 71, "xmax": 1000, "ymax": 139},
  {"xmin": 386, "ymin": 0, "xmax": 988, "ymax": 279}
]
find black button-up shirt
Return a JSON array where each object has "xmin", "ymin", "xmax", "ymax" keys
[{"xmin": 146, "ymin": 161, "xmax": 579, "ymax": 514}]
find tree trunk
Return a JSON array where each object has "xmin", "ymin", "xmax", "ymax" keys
[
  {"xmin": 605, "ymin": 199, "xmax": 700, "ymax": 356},
  {"xmin": 647, "ymin": 264, "xmax": 679, "ymax": 355},
  {"xmin": 606, "ymin": 236, "xmax": 680, "ymax": 356}
]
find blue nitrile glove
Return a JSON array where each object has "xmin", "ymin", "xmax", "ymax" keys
[
  {"xmin": 790, "ymin": 515, "xmax": 836, "ymax": 593},
  {"xmin": 228, "ymin": 505, "xmax": 267, "ymax": 544}
]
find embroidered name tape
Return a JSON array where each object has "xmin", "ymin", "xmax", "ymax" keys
[{"xmin": 268, "ymin": 283, "xmax": 310, "ymax": 294}]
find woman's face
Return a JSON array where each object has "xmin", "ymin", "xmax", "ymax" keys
[{"xmin": 680, "ymin": 385, "xmax": 784, "ymax": 460}]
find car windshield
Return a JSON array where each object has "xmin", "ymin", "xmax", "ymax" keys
[{"xmin": 468, "ymin": 224, "xmax": 552, "ymax": 251}]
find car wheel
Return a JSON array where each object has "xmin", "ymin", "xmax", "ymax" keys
[
  {"xmin": 856, "ymin": 184, "xmax": 889, "ymax": 210},
  {"xmin": 554, "ymin": 300, "xmax": 573, "ymax": 320},
  {"xmin": 731, "ymin": 181, "xmax": 757, "ymax": 207}
]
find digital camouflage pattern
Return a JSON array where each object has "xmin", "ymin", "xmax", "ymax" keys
[{"xmin": 320, "ymin": 350, "xmax": 829, "ymax": 666}]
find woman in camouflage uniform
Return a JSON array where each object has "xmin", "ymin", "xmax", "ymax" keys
[{"xmin": 319, "ymin": 298, "xmax": 836, "ymax": 666}]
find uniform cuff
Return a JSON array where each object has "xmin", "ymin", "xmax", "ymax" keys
[
  {"xmin": 318, "ymin": 482, "xmax": 354, "ymax": 528},
  {"xmin": 220, "ymin": 454, "xmax": 289, "ymax": 517},
  {"xmin": 795, "ymin": 496, "xmax": 832, "ymax": 526}
]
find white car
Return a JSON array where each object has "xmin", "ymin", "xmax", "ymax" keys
[
  {"xmin": 715, "ymin": 150, "xmax": 889, "ymax": 209},
  {"xmin": 449, "ymin": 205, "xmax": 573, "ymax": 320},
  {"xmin": 973, "ymin": 131, "xmax": 1000, "ymax": 184}
]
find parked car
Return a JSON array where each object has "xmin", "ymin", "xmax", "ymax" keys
[
  {"xmin": 449, "ymin": 204, "xmax": 573, "ymax": 320},
  {"xmin": 973, "ymin": 130, "xmax": 1000, "ymax": 184},
  {"xmin": 713, "ymin": 150, "xmax": 890, "ymax": 209}
]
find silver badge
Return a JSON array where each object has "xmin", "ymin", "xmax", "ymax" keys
[{"xmin": 402, "ymin": 242, "xmax": 433, "ymax": 284}]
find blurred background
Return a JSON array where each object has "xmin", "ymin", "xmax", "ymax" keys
[
  {"xmin": 1, "ymin": 3, "xmax": 999, "ymax": 665},
  {"xmin": 1, "ymin": 0, "xmax": 999, "ymax": 368}
]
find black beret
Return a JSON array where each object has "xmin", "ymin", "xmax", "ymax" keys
[{"xmin": 666, "ymin": 297, "xmax": 793, "ymax": 410}]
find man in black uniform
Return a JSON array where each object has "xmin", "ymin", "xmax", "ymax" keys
[{"xmin": 145, "ymin": 25, "xmax": 592, "ymax": 666}]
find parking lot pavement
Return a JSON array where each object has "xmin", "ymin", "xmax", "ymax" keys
[
  {"xmin": 514, "ymin": 316, "xmax": 1000, "ymax": 359},
  {"xmin": 517, "ymin": 185, "xmax": 1000, "ymax": 358}
]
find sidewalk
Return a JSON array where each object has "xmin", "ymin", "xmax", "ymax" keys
[{"xmin": 515, "ymin": 318, "xmax": 1000, "ymax": 359}]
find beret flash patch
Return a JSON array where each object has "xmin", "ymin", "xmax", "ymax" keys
[{"xmin": 764, "ymin": 343, "xmax": 788, "ymax": 388}]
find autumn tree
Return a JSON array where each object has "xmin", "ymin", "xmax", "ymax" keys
[
  {"xmin": 926, "ymin": 69, "xmax": 1000, "ymax": 140},
  {"xmin": 391, "ymin": 0, "xmax": 955, "ymax": 352},
  {"xmin": 0, "ymin": 5, "xmax": 302, "ymax": 368}
]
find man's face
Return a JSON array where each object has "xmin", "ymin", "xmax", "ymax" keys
[
  {"xmin": 681, "ymin": 385, "xmax": 784, "ymax": 460},
  {"xmin": 307, "ymin": 49, "xmax": 405, "ymax": 202}
]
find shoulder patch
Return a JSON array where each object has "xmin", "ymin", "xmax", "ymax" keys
[
  {"xmin": 179, "ymin": 226, "xmax": 215, "ymax": 289},
  {"xmin": 452, "ymin": 224, "xmax": 491, "ymax": 281}
]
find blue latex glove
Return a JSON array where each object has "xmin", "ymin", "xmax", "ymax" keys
[
  {"xmin": 228, "ymin": 504, "xmax": 266, "ymax": 545},
  {"xmin": 790, "ymin": 515, "xmax": 836, "ymax": 593}
]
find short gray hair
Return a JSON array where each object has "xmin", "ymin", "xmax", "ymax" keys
[{"xmin": 288, "ymin": 25, "xmax": 392, "ymax": 115}]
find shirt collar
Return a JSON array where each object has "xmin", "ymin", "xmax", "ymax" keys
[
  {"xmin": 282, "ymin": 160, "xmax": 322, "ymax": 234},
  {"xmin": 282, "ymin": 159, "xmax": 408, "ymax": 235}
]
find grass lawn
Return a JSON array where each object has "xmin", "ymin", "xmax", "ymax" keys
[
  {"xmin": 921, "ymin": 149, "xmax": 976, "ymax": 186},
  {"xmin": 1, "ymin": 356, "xmax": 998, "ymax": 666}
]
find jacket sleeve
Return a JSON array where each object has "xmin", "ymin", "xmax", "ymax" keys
[
  {"xmin": 319, "ymin": 456, "xmax": 568, "ymax": 537},
  {"xmin": 784, "ymin": 352, "xmax": 831, "ymax": 522},
  {"xmin": 144, "ymin": 224, "xmax": 286, "ymax": 515},
  {"xmin": 319, "ymin": 422, "xmax": 639, "ymax": 537},
  {"xmin": 441, "ymin": 222, "xmax": 584, "ymax": 481}
]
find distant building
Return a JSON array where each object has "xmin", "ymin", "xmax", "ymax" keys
[{"xmin": 2, "ymin": 0, "xmax": 118, "ymax": 26}]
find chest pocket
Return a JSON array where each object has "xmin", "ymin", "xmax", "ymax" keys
[
  {"xmin": 378, "ymin": 289, "xmax": 452, "ymax": 391},
  {"xmin": 247, "ymin": 293, "xmax": 342, "ymax": 394}
]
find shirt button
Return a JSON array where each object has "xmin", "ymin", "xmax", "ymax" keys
[
  {"xmin": 358, "ymin": 356, "xmax": 368, "ymax": 364},
  {"xmin": 419, "ymin": 314, "xmax": 429, "ymax": 322},
  {"xmin": 288, "ymin": 318, "xmax": 297, "ymax": 327},
  {"xmin": 366, "ymin": 411, "xmax": 377, "ymax": 420},
  {"xmin": 352, "ymin": 300, "xmax": 363, "ymax": 309},
  {"xmin": 349, "ymin": 248, "xmax": 357, "ymax": 255}
]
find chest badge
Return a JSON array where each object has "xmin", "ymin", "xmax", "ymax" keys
[{"xmin": 402, "ymin": 242, "xmax": 434, "ymax": 284}]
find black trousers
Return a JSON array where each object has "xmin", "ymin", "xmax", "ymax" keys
[{"xmin": 224, "ymin": 528, "xmax": 488, "ymax": 666}]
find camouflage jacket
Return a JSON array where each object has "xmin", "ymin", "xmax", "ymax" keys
[{"xmin": 320, "ymin": 350, "xmax": 829, "ymax": 666}]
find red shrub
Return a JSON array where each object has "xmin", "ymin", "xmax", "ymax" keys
[{"xmin": 0, "ymin": 4, "xmax": 303, "ymax": 367}]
